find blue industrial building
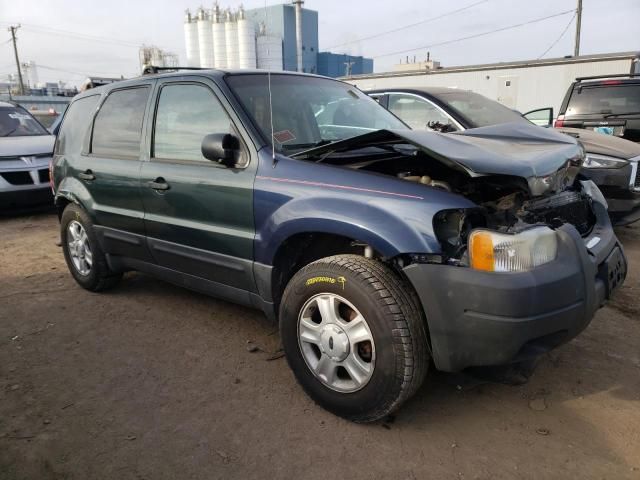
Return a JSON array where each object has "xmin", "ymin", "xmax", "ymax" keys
[
  {"xmin": 245, "ymin": 3, "xmax": 373, "ymax": 77},
  {"xmin": 317, "ymin": 53, "xmax": 374, "ymax": 78}
]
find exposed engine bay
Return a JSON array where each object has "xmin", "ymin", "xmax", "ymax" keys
[
  {"xmin": 293, "ymin": 124, "xmax": 596, "ymax": 262},
  {"xmin": 339, "ymin": 150, "xmax": 595, "ymax": 260}
]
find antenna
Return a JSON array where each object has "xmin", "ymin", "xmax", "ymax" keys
[{"xmin": 265, "ymin": 0, "xmax": 276, "ymax": 164}]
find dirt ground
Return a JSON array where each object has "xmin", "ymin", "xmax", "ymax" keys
[{"xmin": 1, "ymin": 210, "xmax": 639, "ymax": 480}]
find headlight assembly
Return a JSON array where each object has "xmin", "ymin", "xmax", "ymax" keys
[
  {"xmin": 583, "ymin": 153, "xmax": 628, "ymax": 169},
  {"xmin": 469, "ymin": 227, "xmax": 558, "ymax": 272}
]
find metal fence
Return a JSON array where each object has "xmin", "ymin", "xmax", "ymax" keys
[{"xmin": 0, "ymin": 94, "xmax": 72, "ymax": 113}]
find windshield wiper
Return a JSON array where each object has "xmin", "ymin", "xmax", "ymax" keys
[
  {"xmin": 280, "ymin": 139, "xmax": 334, "ymax": 151},
  {"xmin": 1, "ymin": 127, "xmax": 19, "ymax": 137},
  {"xmin": 603, "ymin": 111, "xmax": 640, "ymax": 118}
]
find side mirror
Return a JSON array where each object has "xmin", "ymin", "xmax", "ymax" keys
[
  {"xmin": 201, "ymin": 133, "xmax": 240, "ymax": 167},
  {"xmin": 523, "ymin": 107, "xmax": 554, "ymax": 128}
]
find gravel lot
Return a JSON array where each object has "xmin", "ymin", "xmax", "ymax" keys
[{"xmin": 1, "ymin": 210, "xmax": 639, "ymax": 480}]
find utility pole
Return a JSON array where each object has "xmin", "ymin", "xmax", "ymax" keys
[
  {"xmin": 574, "ymin": 0, "xmax": 582, "ymax": 57},
  {"xmin": 8, "ymin": 25, "xmax": 25, "ymax": 95}
]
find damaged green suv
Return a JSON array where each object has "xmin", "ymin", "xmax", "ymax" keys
[{"xmin": 52, "ymin": 70, "xmax": 626, "ymax": 421}]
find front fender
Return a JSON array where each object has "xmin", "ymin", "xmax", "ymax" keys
[
  {"xmin": 253, "ymin": 151, "xmax": 477, "ymax": 265},
  {"xmin": 255, "ymin": 195, "xmax": 442, "ymax": 265}
]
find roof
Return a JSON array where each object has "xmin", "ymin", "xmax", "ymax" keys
[
  {"xmin": 139, "ymin": 67, "xmax": 325, "ymax": 79},
  {"xmin": 575, "ymin": 76, "xmax": 640, "ymax": 86},
  {"xmin": 74, "ymin": 68, "xmax": 340, "ymax": 101},
  {"xmin": 367, "ymin": 86, "xmax": 465, "ymax": 95},
  {"xmin": 0, "ymin": 100, "xmax": 18, "ymax": 108},
  {"xmin": 342, "ymin": 51, "xmax": 640, "ymax": 81}
]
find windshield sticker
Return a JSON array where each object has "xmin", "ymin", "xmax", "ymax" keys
[
  {"xmin": 273, "ymin": 130, "xmax": 296, "ymax": 144},
  {"xmin": 8, "ymin": 113, "xmax": 31, "ymax": 120}
]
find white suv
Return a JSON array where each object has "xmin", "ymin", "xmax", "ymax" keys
[{"xmin": 0, "ymin": 101, "xmax": 55, "ymax": 209}]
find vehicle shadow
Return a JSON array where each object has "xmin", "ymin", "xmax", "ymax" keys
[{"xmin": 0, "ymin": 204, "xmax": 56, "ymax": 220}]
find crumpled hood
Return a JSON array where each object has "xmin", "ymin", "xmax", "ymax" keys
[
  {"xmin": 557, "ymin": 127, "xmax": 640, "ymax": 159},
  {"xmin": 0, "ymin": 135, "xmax": 55, "ymax": 157},
  {"xmin": 296, "ymin": 122, "xmax": 584, "ymax": 195}
]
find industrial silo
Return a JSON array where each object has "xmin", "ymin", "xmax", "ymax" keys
[
  {"xmin": 256, "ymin": 23, "xmax": 283, "ymax": 71},
  {"xmin": 184, "ymin": 10, "xmax": 200, "ymax": 67},
  {"xmin": 211, "ymin": 4, "xmax": 226, "ymax": 68},
  {"xmin": 197, "ymin": 8, "xmax": 214, "ymax": 68},
  {"xmin": 225, "ymin": 9, "xmax": 239, "ymax": 69},
  {"xmin": 237, "ymin": 6, "xmax": 256, "ymax": 69}
]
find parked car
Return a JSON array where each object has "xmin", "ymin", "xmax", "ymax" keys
[
  {"xmin": 52, "ymin": 70, "xmax": 626, "ymax": 422},
  {"xmin": 0, "ymin": 101, "xmax": 55, "ymax": 209},
  {"xmin": 368, "ymin": 87, "xmax": 640, "ymax": 225},
  {"xmin": 554, "ymin": 74, "xmax": 640, "ymax": 143}
]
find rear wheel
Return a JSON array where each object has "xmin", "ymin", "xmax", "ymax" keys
[
  {"xmin": 279, "ymin": 254, "xmax": 429, "ymax": 422},
  {"xmin": 60, "ymin": 203, "xmax": 121, "ymax": 291}
]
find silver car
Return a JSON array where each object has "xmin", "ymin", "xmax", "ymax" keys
[{"xmin": 0, "ymin": 101, "xmax": 55, "ymax": 209}]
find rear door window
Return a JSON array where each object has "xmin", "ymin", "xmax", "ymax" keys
[
  {"xmin": 567, "ymin": 84, "xmax": 640, "ymax": 115},
  {"xmin": 92, "ymin": 87, "xmax": 149, "ymax": 158},
  {"xmin": 56, "ymin": 95, "xmax": 100, "ymax": 155},
  {"xmin": 153, "ymin": 83, "xmax": 233, "ymax": 162}
]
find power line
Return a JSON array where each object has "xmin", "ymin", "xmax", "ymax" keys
[
  {"xmin": 0, "ymin": 21, "xmax": 155, "ymax": 49},
  {"xmin": 324, "ymin": 0, "xmax": 490, "ymax": 51},
  {"xmin": 37, "ymin": 64, "xmax": 134, "ymax": 78},
  {"xmin": 538, "ymin": 12, "xmax": 577, "ymax": 59},
  {"xmin": 372, "ymin": 9, "xmax": 575, "ymax": 59}
]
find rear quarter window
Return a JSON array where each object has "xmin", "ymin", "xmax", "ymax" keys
[
  {"xmin": 91, "ymin": 87, "xmax": 149, "ymax": 158},
  {"xmin": 55, "ymin": 95, "xmax": 100, "ymax": 155}
]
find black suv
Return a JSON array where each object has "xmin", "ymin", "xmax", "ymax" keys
[{"xmin": 556, "ymin": 74, "xmax": 640, "ymax": 142}]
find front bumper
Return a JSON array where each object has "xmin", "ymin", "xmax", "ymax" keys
[{"xmin": 403, "ymin": 200, "xmax": 626, "ymax": 372}]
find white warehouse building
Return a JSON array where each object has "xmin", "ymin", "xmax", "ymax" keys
[
  {"xmin": 344, "ymin": 52, "xmax": 640, "ymax": 115},
  {"xmin": 184, "ymin": 5, "xmax": 283, "ymax": 71}
]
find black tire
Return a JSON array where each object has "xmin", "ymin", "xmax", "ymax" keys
[
  {"xmin": 279, "ymin": 254, "xmax": 429, "ymax": 422},
  {"xmin": 60, "ymin": 203, "xmax": 122, "ymax": 292}
]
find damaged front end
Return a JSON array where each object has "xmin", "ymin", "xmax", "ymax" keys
[
  {"xmin": 434, "ymin": 182, "xmax": 599, "ymax": 268},
  {"xmin": 293, "ymin": 122, "xmax": 626, "ymax": 372},
  {"xmin": 295, "ymin": 122, "xmax": 600, "ymax": 269}
]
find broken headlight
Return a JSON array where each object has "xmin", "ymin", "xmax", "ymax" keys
[{"xmin": 469, "ymin": 227, "xmax": 558, "ymax": 272}]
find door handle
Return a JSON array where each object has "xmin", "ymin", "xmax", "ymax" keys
[
  {"xmin": 148, "ymin": 178, "xmax": 170, "ymax": 191},
  {"xmin": 78, "ymin": 170, "xmax": 95, "ymax": 181}
]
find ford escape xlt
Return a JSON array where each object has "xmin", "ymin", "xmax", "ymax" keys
[{"xmin": 52, "ymin": 70, "xmax": 626, "ymax": 422}]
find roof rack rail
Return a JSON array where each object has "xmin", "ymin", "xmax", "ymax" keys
[
  {"xmin": 141, "ymin": 65, "xmax": 210, "ymax": 75},
  {"xmin": 575, "ymin": 73, "xmax": 639, "ymax": 82}
]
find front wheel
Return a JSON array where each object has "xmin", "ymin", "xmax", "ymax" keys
[{"xmin": 279, "ymin": 254, "xmax": 429, "ymax": 422}]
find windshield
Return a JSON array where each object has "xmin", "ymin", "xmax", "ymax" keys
[
  {"xmin": 226, "ymin": 74, "xmax": 407, "ymax": 153},
  {"xmin": 567, "ymin": 84, "xmax": 640, "ymax": 116},
  {"xmin": 434, "ymin": 90, "xmax": 527, "ymax": 128},
  {"xmin": 0, "ymin": 106, "xmax": 49, "ymax": 137}
]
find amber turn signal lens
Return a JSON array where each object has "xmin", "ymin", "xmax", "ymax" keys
[{"xmin": 469, "ymin": 231, "xmax": 495, "ymax": 272}]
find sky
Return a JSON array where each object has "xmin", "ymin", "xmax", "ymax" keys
[{"xmin": 0, "ymin": 0, "xmax": 638, "ymax": 87}]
